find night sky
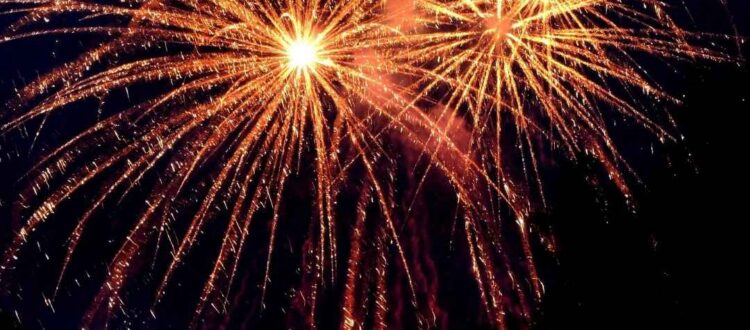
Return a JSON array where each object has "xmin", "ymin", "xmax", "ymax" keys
[{"xmin": 1, "ymin": 1, "xmax": 749, "ymax": 329}]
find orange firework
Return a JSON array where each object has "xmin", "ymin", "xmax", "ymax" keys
[
  {"xmin": 396, "ymin": 0, "xmax": 732, "ymax": 197},
  {"xmin": 385, "ymin": 0, "xmax": 735, "ymax": 326},
  {"xmin": 0, "ymin": 0, "xmax": 735, "ymax": 328},
  {"xmin": 0, "ymin": 0, "xmax": 493, "ymax": 327},
  {"xmin": 385, "ymin": 0, "xmax": 734, "ymax": 325}
]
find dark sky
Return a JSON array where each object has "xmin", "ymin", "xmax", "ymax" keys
[
  {"xmin": 1, "ymin": 1, "xmax": 749, "ymax": 329},
  {"xmin": 536, "ymin": 1, "xmax": 750, "ymax": 328}
]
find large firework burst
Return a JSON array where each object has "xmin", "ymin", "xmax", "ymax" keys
[
  {"xmin": 0, "ymin": 0, "xmax": 734, "ymax": 328},
  {"xmin": 396, "ymin": 0, "xmax": 731, "ymax": 199},
  {"xmin": 385, "ymin": 3, "xmax": 733, "ymax": 322},
  {"xmin": 0, "ymin": 0, "xmax": 496, "ymax": 327}
]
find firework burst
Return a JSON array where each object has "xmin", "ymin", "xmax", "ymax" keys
[
  {"xmin": 0, "ymin": 0, "xmax": 735, "ymax": 328},
  {"xmin": 384, "ymin": 1, "xmax": 735, "ymax": 322},
  {"xmin": 385, "ymin": 0, "xmax": 734, "ymax": 325},
  {"xmin": 395, "ymin": 0, "xmax": 731, "ymax": 197}
]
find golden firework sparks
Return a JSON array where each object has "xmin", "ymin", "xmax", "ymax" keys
[
  {"xmin": 0, "ymin": 0, "xmax": 499, "ymax": 327},
  {"xmin": 383, "ymin": 0, "xmax": 734, "ymax": 325},
  {"xmin": 383, "ymin": 1, "xmax": 735, "ymax": 325},
  {"xmin": 398, "ymin": 0, "xmax": 732, "ymax": 195},
  {"xmin": 0, "ymin": 0, "xmax": 735, "ymax": 328}
]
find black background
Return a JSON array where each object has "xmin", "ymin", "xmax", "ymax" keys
[
  {"xmin": 536, "ymin": 1, "xmax": 750, "ymax": 328},
  {"xmin": 1, "ymin": 1, "xmax": 749, "ymax": 329}
]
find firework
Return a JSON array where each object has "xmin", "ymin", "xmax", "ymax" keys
[
  {"xmin": 385, "ymin": 1, "xmax": 734, "ymax": 324},
  {"xmin": 385, "ymin": 0, "xmax": 734, "ymax": 326},
  {"xmin": 0, "ymin": 0, "xmax": 502, "ymax": 327},
  {"xmin": 0, "ymin": 0, "xmax": 733, "ymax": 328},
  {"xmin": 396, "ymin": 0, "xmax": 731, "ymax": 197}
]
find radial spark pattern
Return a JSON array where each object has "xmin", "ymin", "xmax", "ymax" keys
[
  {"xmin": 0, "ymin": 0, "xmax": 734, "ymax": 328},
  {"xmin": 394, "ymin": 0, "xmax": 731, "ymax": 199}
]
